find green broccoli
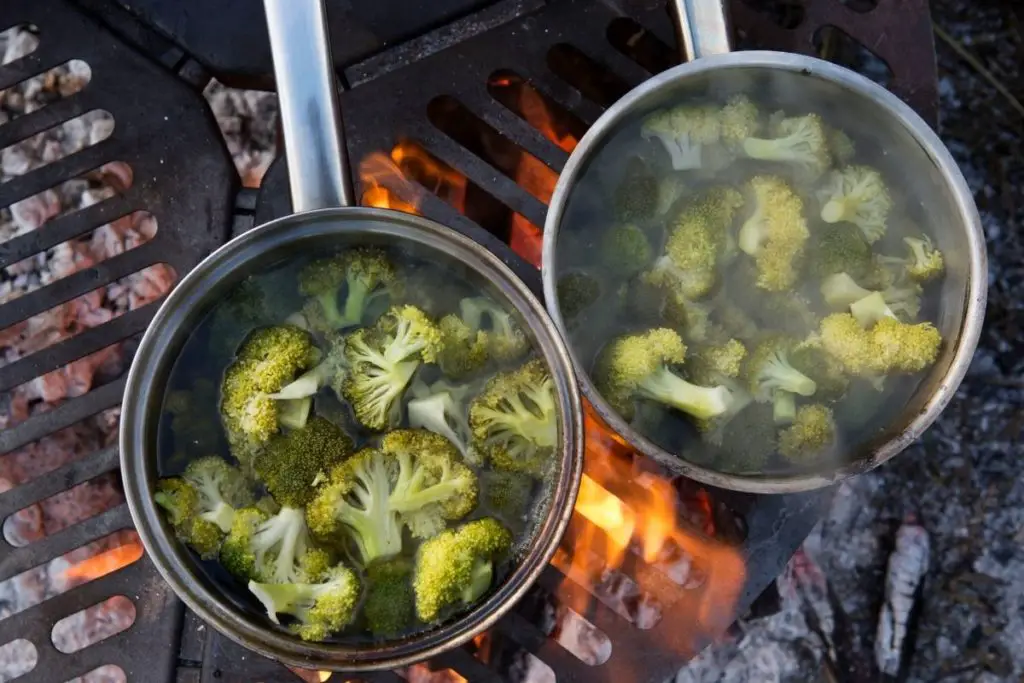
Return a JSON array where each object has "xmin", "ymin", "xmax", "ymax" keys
[
  {"xmin": 248, "ymin": 563, "xmax": 360, "ymax": 641},
  {"xmin": 407, "ymin": 377, "xmax": 478, "ymax": 464},
  {"xmin": 298, "ymin": 247, "xmax": 399, "ymax": 332},
  {"xmin": 254, "ymin": 416, "xmax": 354, "ymax": 508},
  {"xmin": 778, "ymin": 404, "xmax": 836, "ymax": 462},
  {"xmin": 307, "ymin": 430, "xmax": 478, "ymax": 562},
  {"xmin": 481, "ymin": 470, "xmax": 535, "ymax": 529},
  {"xmin": 876, "ymin": 234, "xmax": 945, "ymax": 283},
  {"xmin": 601, "ymin": 223, "xmax": 653, "ymax": 279},
  {"xmin": 556, "ymin": 271, "xmax": 601, "ymax": 322},
  {"xmin": 468, "ymin": 359, "xmax": 558, "ymax": 477},
  {"xmin": 612, "ymin": 157, "xmax": 659, "ymax": 223},
  {"xmin": 267, "ymin": 333, "xmax": 349, "ymax": 403},
  {"xmin": 685, "ymin": 339, "xmax": 755, "ymax": 442},
  {"xmin": 220, "ymin": 505, "xmax": 330, "ymax": 584},
  {"xmin": 713, "ymin": 403, "xmax": 778, "ymax": 473},
  {"xmin": 644, "ymin": 187, "xmax": 744, "ymax": 301},
  {"xmin": 220, "ymin": 325, "xmax": 319, "ymax": 462},
  {"xmin": 741, "ymin": 113, "xmax": 831, "ymax": 175},
  {"xmin": 641, "ymin": 105, "xmax": 721, "ymax": 171},
  {"xmin": 818, "ymin": 313, "xmax": 941, "ymax": 376},
  {"xmin": 436, "ymin": 313, "xmax": 490, "ymax": 379},
  {"xmin": 820, "ymin": 273, "xmax": 921, "ymax": 323},
  {"xmin": 364, "ymin": 557, "xmax": 416, "ymax": 637},
  {"xmin": 742, "ymin": 336, "xmax": 818, "ymax": 423},
  {"xmin": 719, "ymin": 94, "xmax": 761, "ymax": 150},
  {"xmin": 712, "ymin": 300, "xmax": 761, "ymax": 343},
  {"xmin": 458, "ymin": 297, "xmax": 530, "ymax": 363},
  {"xmin": 658, "ymin": 286, "xmax": 719, "ymax": 344},
  {"xmin": 594, "ymin": 328, "xmax": 740, "ymax": 423},
  {"xmin": 818, "ymin": 165, "xmax": 892, "ymax": 243},
  {"xmin": 413, "ymin": 518, "xmax": 513, "ymax": 623},
  {"xmin": 738, "ymin": 175, "xmax": 809, "ymax": 292},
  {"xmin": 818, "ymin": 313, "xmax": 884, "ymax": 377},
  {"xmin": 154, "ymin": 478, "xmax": 225, "ymax": 559},
  {"xmin": 805, "ymin": 223, "xmax": 873, "ymax": 280},
  {"xmin": 342, "ymin": 305, "xmax": 441, "ymax": 430},
  {"xmin": 790, "ymin": 335, "xmax": 849, "ymax": 400},
  {"xmin": 827, "ymin": 127, "xmax": 856, "ymax": 165}
]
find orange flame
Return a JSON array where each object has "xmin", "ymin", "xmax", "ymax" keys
[{"xmin": 63, "ymin": 542, "xmax": 143, "ymax": 581}]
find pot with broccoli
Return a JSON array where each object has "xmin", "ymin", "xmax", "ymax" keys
[{"xmin": 546, "ymin": 67, "xmax": 985, "ymax": 492}]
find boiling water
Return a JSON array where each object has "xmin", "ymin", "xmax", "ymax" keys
[{"xmin": 157, "ymin": 247, "xmax": 557, "ymax": 644}]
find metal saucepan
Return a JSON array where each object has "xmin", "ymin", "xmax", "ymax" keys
[
  {"xmin": 541, "ymin": 0, "xmax": 986, "ymax": 493},
  {"xmin": 120, "ymin": 0, "xmax": 583, "ymax": 672}
]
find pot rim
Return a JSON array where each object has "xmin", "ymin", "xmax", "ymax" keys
[
  {"xmin": 541, "ymin": 50, "xmax": 987, "ymax": 494},
  {"xmin": 120, "ymin": 206, "xmax": 584, "ymax": 671}
]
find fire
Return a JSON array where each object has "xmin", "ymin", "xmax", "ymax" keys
[{"xmin": 64, "ymin": 541, "xmax": 143, "ymax": 581}]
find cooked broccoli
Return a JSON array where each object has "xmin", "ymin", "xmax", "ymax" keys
[
  {"xmin": 248, "ymin": 563, "xmax": 360, "ymax": 641},
  {"xmin": 713, "ymin": 403, "xmax": 778, "ymax": 473},
  {"xmin": 743, "ymin": 336, "xmax": 818, "ymax": 422},
  {"xmin": 790, "ymin": 335, "xmax": 849, "ymax": 400},
  {"xmin": 778, "ymin": 404, "xmax": 836, "ymax": 462},
  {"xmin": 220, "ymin": 505, "xmax": 330, "ymax": 584},
  {"xmin": 342, "ymin": 305, "xmax": 441, "ymax": 430},
  {"xmin": 364, "ymin": 557, "xmax": 415, "ymax": 637},
  {"xmin": 818, "ymin": 313, "xmax": 941, "ymax": 376},
  {"xmin": 761, "ymin": 292, "xmax": 820, "ymax": 338},
  {"xmin": 641, "ymin": 105, "xmax": 721, "ymax": 171},
  {"xmin": 805, "ymin": 223, "xmax": 873, "ymax": 280},
  {"xmin": 481, "ymin": 470, "xmax": 535, "ymax": 528},
  {"xmin": 556, "ymin": 271, "xmax": 601, "ymax": 322},
  {"xmin": 741, "ymin": 113, "xmax": 831, "ymax": 175},
  {"xmin": 876, "ymin": 235, "xmax": 945, "ymax": 283},
  {"xmin": 407, "ymin": 377, "xmax": 478, "ymax": 464},
  {"xmin": 155, "ymin": 478, "xmax": 225, "ymax": 559},
  {"xmin": 307, "ymin": 431, "xmax": 477, "ymax": 561},
  {"xmin": 594, "ymin": 328, "xmax": 739, "ymax": 423},
  {"xmin": 601, "ymin": 223, "xmax": 653, "ymax": 278},
  {"xmin": 818, "ymin": 313, "xmax": 883, "ymax": 376},
  {"xmin": 685, "ymin": 339, "xmax": 754, "ymax": 445},
  {"xmin": 818, "ymin": 165, "xmax": 892, "ymax": 243},
  {"xmin": 413, "ymin": 518, "xmax": 513, "ymax": 623},
  {"xmin": 268, "ymin": 333, "xmax": 349, "ymax": 402},
  {"xmin": 612, "ymin": 157, "xmax": 659, "ymax": 223},
  {"xmin": 298, "ymin": 247, "xmax": 399, "ymax": 332},
  {"xmin": 720, "ymin": 94, "xmax": 761, "ymax": 149},
  {"xmin": 254, "ymin": 416, "xmax": 354, "ymax": 508},
  {"xmin": 738, "ymin": 175, "xmax": 809, "ymax": 292},
  {"xmin": 644, "ymin": 187, "xmax": 744, "ymax": 300},
  {"xmin": 220, "ymin": 325, "xmax": 318, "ymax": 461},
  {"xmin": 712, "ymin": 300, "xmax": 761, "ymax": 343},
  {"xmin": 459, "ymin": 297, "xmax": 530, "ymax": 363},
  {"xmin": 661, "ymin": 288, "xmax": 719, "ymax": 343},
  {"xmin": 820, "ymin": 273, "xmax": 921, "ymax": 323},
  {"xmin": 827, "ymin": 127, "xmax": 856, "ymax": 165},
  {"xmin": 437, "ymin": 313, "xmax": 490, "ymax": 379},
  {"xmin": 469, "ymin": 359, "xmax": 558, "ymax": 477}
]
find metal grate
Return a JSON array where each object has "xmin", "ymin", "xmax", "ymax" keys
[{"xmin": 0, "ymin": 0, "xmax": 938, "ymax": 682}]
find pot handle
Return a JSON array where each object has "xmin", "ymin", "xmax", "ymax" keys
[
  {"xmin": 668, "ymin": 0, "xmax": 733, "ymax": 61},
  {"xmin": 263, "ymin": 0, "xmax": 355, "ymax": 211}
]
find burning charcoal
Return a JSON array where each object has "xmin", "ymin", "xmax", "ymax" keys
[{"xmin": 875, "ymin": 516, "xmax": 929, "ymax": 680}]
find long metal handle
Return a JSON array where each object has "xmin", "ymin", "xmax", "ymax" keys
[
  {"xmin": 668, "ymin": 0, "xmax": 733, "ymax": 62},
  {"xmin": 264, "ymin": 0, "xmax": 354, "ymax": 211}
]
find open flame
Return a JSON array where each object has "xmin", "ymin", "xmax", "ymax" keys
[{"xmin": 63, "ymin": 541, "xmax": 144, "ymax": 581}]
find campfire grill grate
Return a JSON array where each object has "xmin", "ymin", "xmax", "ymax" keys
[{"xmin": 0, "ymin": 0, "xmax": 938, "ymax": 682}]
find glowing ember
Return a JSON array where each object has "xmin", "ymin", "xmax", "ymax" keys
[
  {"xmin": 358, "ymin": 152, "xmax": 422, "ymax": 213},
  {"xmin": 63, "ymin": 542, "xmax": 143, "ymax": 581}
]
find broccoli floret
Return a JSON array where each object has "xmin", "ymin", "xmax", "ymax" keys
[
  {"xmin": 827, "ymin": 128, "xmax": 856, "ymax": 165},
  {"xmin": 819, "ymin": 313, "xmax": 884, "ymax": 377},
  {"xmin": 743, "ymin": 336, "xmax": 818, "ymax": 422},
  {"xmin": 436, "ymin": 314, "xmax": 490, "ymax": 380},
  {"xmin": 658, "ymin": 287, "xmax": 720, "ymax": 344},
  {"xmin": 738, "ymin": 175, "xmax": 809, "ymax": 292},
  {"xmin": 805, "ymin": 223, "xmax": 873, "ymax": 280},
  {"xmin": 645, "ymin": 187, "xmax": 744, "ymax": 301},
  {"xmin": 712, "ymin": 300, "xmax": 761, "ymax": 343},
  {"xmin": 459, "ymin": 297, "xmax": 530, "ymax": 363},
  {"xmin": 413, "ymin": 518, "xmax": 513, "ymax": 623},
  {"xmin": 820, "ymin": 273, "xmax": 921, "ymax": 323},
  {"xmin": 713, "ymin": 403, "xmax": 778, "ymax": 473},
  {"xmin": 719, "ymin": 94, "xmax": 761, "ymax": 149},
  {"xmin": 790, "ymin": 335, "xmax": 849, "ymax": 400},
  {"xmin": 612, "ymin": 157, "xmax": 659, "ymax": 223},
  {"xmin": 481, "ymin": 470, "xmax": 535, "ymax": 529},
  {"xmin": 556, "ymin": 271, "xmax": 601, "ymax": 322},
  {"xmin": 778, "ymin": 405, "xmax": 836, "ymax": 462},
  {"xmin": 254, "ymin": 416, "xmax": 354, "ymax": 508},
  {"xmin": 220, "ymin": 325, "xmax": 318, "ymax": 462},
  {"xmin": 601, "ymin": 223, "xmax": 653, "ymax": 279},
  {"xmin": 298, "ymin": 247, "xmax": 399, "ymax": 332},
  {"xmin": 154, "ymin": 478, "xmax": 224, "ymax": 559},
  {"xmin": 818, "ymin": 165, "xmax": 892, "ymax": 243},
  {"xmin": 268, "ymin": 333, "xmax": 349, "ymax": 402},
  {"xmin": 594, "ymin": 328, "xmax": 739, "ymax": 423},
  {"xmin": 468, "ymin": 359, "xmax": 558, "ymax": 477},
  {"xmin": 183, "ymin": 456, "xmax": 252, "ymax": 530},
  {"xmin": 869, "ymin": 316, "xmax": 942, "ymax": 373},
  {"xmin": 742, "ymin": 113, "xmax": 831, "ymax": 175},
  {"xmin": 641, "ymin": 106, "xmax": 721, "ymax": 171},
  {"xmin": 407, "ymin": 377, "xmax": 478, "ymax": 464},
  {"xmin": 220, "ymin": 505, "xmax": 329, "ymax": 584},
  {"xmin": 342, "ymin": 305, "xmax": 441, "ymax": 430},
  {"xmin": 876, "ymin": 235, "xmax": 945, "ymax": 283},
  {"xmin": 248, "ymin": 564, "xmax": 360, "ymax": 641},
  {"xmin": 364, "ymin": 557, "xmax": 415, "ymax": 637},
  {"xmin": 687, "ymin": 339, "xmax": 748, "ymax": 385}
]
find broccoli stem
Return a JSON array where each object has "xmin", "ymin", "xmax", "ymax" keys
[
  {"xmin": 761, "ymin": 354, "xmax": 817, "ymax": 397},
  {"xmin": 638, "ymin": 367, "xmax": 731, "ymax": 420},
  {"xmin": 277, "ymin": 397, "xmax": 312, "ymax": 430},
  {"xmin": 820, "ymin": 273, "xmax": 873, "ymax": 309},
  {"xmin": 341, "ymin": 277, "xmax": 371, "ymax": 327},
  {"xmin": 461, "ymin": 559, "xmax": 494, "ymax": 604},
  {"xmin": 317, "ymin": 292, "xmax": 343, "ymax": 325},
  {"xmin": 200, "ymin": 502, "xmax": 236, "ymax": 533},
  {"xmin": 849, "ymin": 292, "xmax": 896, "ymax": 328},
  {"xmin": 738, "ymin": 212, "xmax": 766, "ymax": 255},
  {"xmin": 820, "ymin": 197, "xmax": 852, "ymax": 223},
  {"xmin": 773, "ymin": 391, "xmax": 796, "ymax": 424}
]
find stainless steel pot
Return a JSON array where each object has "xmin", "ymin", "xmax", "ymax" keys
[
  {"xmin": 120, "ymin": 0, "xmax": 583, "ymax": 671},
  {"xmin": 541, "ymin": 0, "xmax": 986, "ymax": 493}
]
